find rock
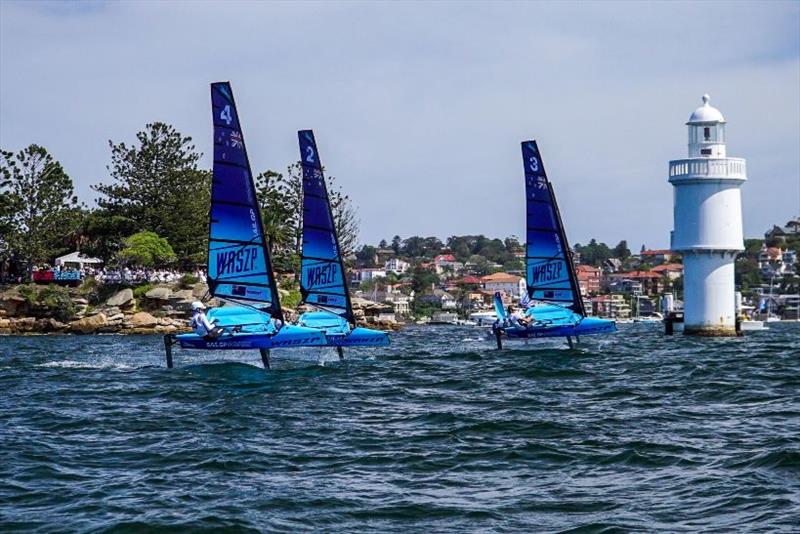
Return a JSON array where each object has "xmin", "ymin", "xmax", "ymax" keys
[
  {"xmin": 0, "ymin": 318, "xmax": 11, "ymax": 328},
  {"xmin": 128, "ymin": 311, "xmax": 159, "ymax": 328},
  {"xmin": 106, "ymin": 288, "xmax": 134, "ymax": 308},
  {"xmin": 36, "ymin": 318, "xmax": 68, "ymax": 332},
  {"xmin": 191, "ymin": 283, "xmax": 209, "ymax": 299},
  {"xmin": 0, "ymin": 293, "xmax": 29, "ymax": 317},
  {"xmin": 72, "ymin": 298, "xmax": 89, "ymax": 305},
  {"xmin": 169, "ymin": 289, "xmax": 194, "ymax": 301},
  {"xmin": 69, "ymin": 313, "xmax": 107, "ymax": 334},
  {"xmin": 106, "ymin": 313, "xmax": 125, "ymax": 324},
  {"xmin": 145, "ymin": 287, "xmax": 172, "ymax": 300},
  {"xmin": 14, "ymin": 317, "xmax": 36, "ymax": 332}
]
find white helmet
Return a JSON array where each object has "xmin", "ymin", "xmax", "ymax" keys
[{"xmin": 191, "ymin": 301, "xmax": 206, "ymax": 311}]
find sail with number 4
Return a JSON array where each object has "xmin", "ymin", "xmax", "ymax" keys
[
  {"xmin": 298, "ymin": 130, "xmax": 354, "ymax": 324},
  {"xmin": 206, "ymin": 82, "xmax": 283, "ymax": 320},
  {"xmin": 522, "ymin": 140, "xmax": 585, "ymax": 316}
]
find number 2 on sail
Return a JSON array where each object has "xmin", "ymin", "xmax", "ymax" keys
[{"xmin": 305, "ymin": 146, "xmax": 315, "ymax": 163}]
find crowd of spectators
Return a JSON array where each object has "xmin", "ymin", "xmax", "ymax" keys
[{"xmin": 0, "ymin": 265, "xmax": 208, "ymax": 286}]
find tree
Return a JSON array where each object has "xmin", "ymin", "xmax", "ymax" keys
[
  {"xmin": 93, "ymin": 122, "xmax": 209, "ymax": 266},
  {"xmin": 116, "ymin": 231, "xmax": 176, "ymax": 267},
  {"xmin": 379, "ymin": 239, "xmax": 388, "ymax": 248},
  {"xmin": 78, "ymin": 210, "xmax": 139, "ymax": 263},
  {"xmin": 356, "ymin": 245, "xmax": 378, "ymax": 267},
  {"xmin": 0, "ymin": 145, "xmax": 83, "ymax": 276},
  {"xmin": 391, "ymin": 235, "xmax": 402, "ymax": 254},
  {"xmin": 255, "ymin": 161, "xmax": 359, "ymax": 270},
  {"xmin": 613, "ymin": 240, "xmax": 631, "ymax": 260}
]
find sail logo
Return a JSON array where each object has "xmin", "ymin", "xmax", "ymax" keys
[
  {"xmin": 530, "ymin": 261, "xmax": 563, "ymax": 284},
  {"xmin": 216, "ymin": 247, "xmax": 259, "ymax": 275},
  {"xmin": 230, "ymin": 130, "xmax": 243, "ymax": 149},
  {"xmin": 306, "ymin": 263, "xmax": 338, "ymax": 288}
]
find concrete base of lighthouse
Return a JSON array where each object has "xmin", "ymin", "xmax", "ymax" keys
[{"xmin": 682, "ymin": 251, "xmax": 738, "ymax": 336}]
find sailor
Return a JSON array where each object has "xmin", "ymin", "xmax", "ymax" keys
[
  {"xmin": 190, "ymin": 301, "xmax": 224, "ymax": 340},
  {"xmin": 507, "ymin": 305, "xmax": 532, "ymax": 327}
]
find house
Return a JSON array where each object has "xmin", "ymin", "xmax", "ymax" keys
[
  {"xmin": 590, "ymin": 294, "xmax": 631, "ymax": 318},
  {"xmin": 351, "ymin": 268, "xmax": 387, "ymax": 285},
  {"xmin": 638, "ymin": 249, "xmax": 673, "ymax": 265},
  {"xmin": 417, "ymin": 289, "xmax": 457, "ymax": 310},
  {"xmin": 603, "ymin": 258, "xmax": 623, "ymax": 273},
  {"xmin": 54, "ymin": 251, "xmax": 103, "ymax": 271},
  {"xmin": 605, "ymin": 271, "xmax": 664, "ymax": 295},
  {"xmin": 433, "ymin": 254, "xmax": 464, "ymax": 275},
  {"xmin": 759, "ymin": 244, "xmax": 797, "ymax": 278},
  {"xmin": 384, "ymin": 257, "xmax": 410, "ymax": 275},
  {"xmin": 575, "ymin": 264, "xmax": 602, "ymax": 295},
  {"xmin": 650, "ymin": 263, "xmax": 683, "ymax": 281},
  {"xmin": 370, "ymin": 287, "xmax": 413, "ymax": 315},
  {"xmin": 480, "ymin": 272, "xmax": 526, "ymax": 297},
  {"xmin": 765, "ymin": 218, "xmax": 800, "ymax": 238}
]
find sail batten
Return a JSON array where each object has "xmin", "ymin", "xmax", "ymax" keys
[
  {"xmin": 298, "ymin": 130, "xmax": 355, "ymax": 323},
  {"xmin": 207, "ymin": 82, "xmax": 283, "ymax": 319},
  {"xmin": 522, "ymin": 140, "xmax": 585, "ymax": 315}
]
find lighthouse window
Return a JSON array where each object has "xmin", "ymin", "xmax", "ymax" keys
[
  {"xmin": 703, "ymin": 127, "xmax": 711, "ymax": 141},
  {"xmin": 701, "ymin": 148, "xmax": 712, "ymax": 155}
]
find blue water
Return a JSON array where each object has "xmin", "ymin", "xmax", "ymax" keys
[{"xmin": 1, "ymin": 324, "xmax": 798, "ymax": 532}]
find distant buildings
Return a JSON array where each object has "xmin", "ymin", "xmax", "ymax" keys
[
  {"xmin": 384, "ymin": 257, "xmax": 410, "ymax": 275},
  {"xmin": 758, "ymin": 244, "xmax": 797, "ymax": 279},
  {"xmin": 480, "ymin": 272, "xmax": 526, "ymax": 297}
]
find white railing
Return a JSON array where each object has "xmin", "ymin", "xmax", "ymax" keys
[{"xmin": 669, "ymin": 158, "xmax": 746, "ymax": 180}]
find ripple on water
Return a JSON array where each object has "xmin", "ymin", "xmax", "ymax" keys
[{"xmin": 1, "ymin": 323, "xmax": 799, "ymax": 532}]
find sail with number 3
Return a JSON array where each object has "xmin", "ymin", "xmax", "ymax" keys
[
  {"xmin": 207, "ymin": 82, "xmax": 283, "ymax": 320},
  {"xmin": 522, "ymin": 140, "xmax": 585, "ymax": 315}
]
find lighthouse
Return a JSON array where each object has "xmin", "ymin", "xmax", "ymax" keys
[{"xmin": 669, "ymin": 94, "xmax": 746, "ymax": 336}]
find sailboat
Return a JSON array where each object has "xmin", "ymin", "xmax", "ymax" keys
[
  {"xmin": 492, "ymin": 140, "xmax": 617, "ymax": 348},
  {"xmin": 166, "ymin": 83, "xmax": 326, "ymax": 367},
  {"xmin": 294, "ymin": 130, "xmax": 390, "ymax": 352}
]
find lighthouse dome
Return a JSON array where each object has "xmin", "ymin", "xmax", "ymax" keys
[{"xmin": 687, "ymin": 94, "xmax": 725, "ymax": 124}]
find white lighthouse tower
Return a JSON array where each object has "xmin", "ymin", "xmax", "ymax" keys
[{"xmin": 669, "ymin": 94, "xmax": 746, "ymax": 336}]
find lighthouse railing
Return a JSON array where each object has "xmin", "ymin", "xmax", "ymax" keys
[{"xmin": 668, "ymin": 157, "xmax": 746, "ymax": 181}]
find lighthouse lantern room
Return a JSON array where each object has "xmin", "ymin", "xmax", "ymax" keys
[{"xmin": 668, "ymin": 94, "xmax": 747, "ymax": 336}]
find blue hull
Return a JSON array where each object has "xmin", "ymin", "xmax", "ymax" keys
[
  {"xmin": 502, "ymin": 316, "xmax": 617, "ymax": 339},
  {"xmin": 176, "ymin": 324, "xmax": 326, "ymax": 350},
  {"xmin": 298, "ymin": 311, "xmax": 390, "ymax": 347}
]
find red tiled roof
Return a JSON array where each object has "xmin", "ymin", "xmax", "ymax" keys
[
  {"xmin": 457, "ymin": 276, "xmax": 482, "ymax": 284},
  {"xmin": 435, "ymin": 254, "xmax": 457, "ymax": 262},
  {"xmin": 481, "ymin": 272, "xmax": 522, "ymax": 283}
]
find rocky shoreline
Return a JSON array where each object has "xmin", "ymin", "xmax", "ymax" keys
[{"xmin": 0, "ymin": 282, "xmax": 400, "ymax": 336}]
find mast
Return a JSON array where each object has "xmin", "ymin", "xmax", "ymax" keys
[
  {"xmin": 298, "ymin": 130, "xmax": 355, "ymax": 324},
  {"xmin": 206, "ymin": 82, "xmax": 283, "ymax": 321},
  {"xmin": 521, "ymin": 140, "xmax": 586, "ymax": 316}
]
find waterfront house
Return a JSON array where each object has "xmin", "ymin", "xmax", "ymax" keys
[
  {"xmin": 351, "ymin": 268, "xmax": 387, "ymax": 285},
  {"xmin": 650, "ymin": 263, "xmax": 683, "ymax": 281},
  {"xmin": 576, "ymin": 264, "xmax": 602, "ymax": 295},
  {"xmin": 480, "ymin": 272, "xmax": 526, "ymax": 297},
  {"xmin": 638, "ymin": 249, "xmax": 673, "ymax": 265}
]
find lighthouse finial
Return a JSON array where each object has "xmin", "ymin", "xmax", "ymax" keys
[{"xmin": 702, "ymin": 93, "xmax": 710, "ymax": 105}]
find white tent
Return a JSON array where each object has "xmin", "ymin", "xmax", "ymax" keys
[{"xmin": 54, "ymin": 251, "xmax": 103, "ymax": 270}]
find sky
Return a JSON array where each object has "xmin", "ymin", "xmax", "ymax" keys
[{"xmin": 1, "ymin": 0, "xmax": 798, "ymax": 250}]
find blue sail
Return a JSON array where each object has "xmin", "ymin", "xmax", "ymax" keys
[
  {"xmin": 298, "ymin": 130, "xmax": 354, "ymax": 324},
  {"xmin": 207, "ymin": 82, "xmax": 282, "ymax": 320},
  {"xmin": 522, "ymin": 140, "xmax": 585, "ymax": 315}
]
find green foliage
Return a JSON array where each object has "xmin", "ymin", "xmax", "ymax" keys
[
  {"xmin": 179, "ymin": 273, "xmax": 199, "ymax": 288},
  {"xmin": 0, "ymin": 145, "xmax": 83, "ymax": 273},
  {"xmin": 93, "ymin": 122, "xmax": 209, "ymax": 267},
  {"xmin": 356, "ymin": 245, "xmax": 378, "ymax": 267},
  {"xmin": 17, "ymin": 284, "xmax": 37, "ymax": 304},
  {"xmin": 612, "ymin": 240, "xmax": 631, "ymax": 260},
  {"xmin": 36, "ymin": 285, "xmax": 75, "ymax": 322},
  {"xmin": 79, "ymin": 211, "xmax": 139, "ymax": 263},
  {"xmin": 132, "ymin": 283, "xmax": 154, "ymax": 299},
  {"xmin": 256, "ymin": 162, "xmax": 359, "ymax": 271},
  {"xmin": 574, "ymin": 239, "xmax": 613, "ymax": 266},
  {"xmin": 282, "ymin": 288, "xmax": 302, "ymax": 309},
  {"xmin": 116, "ymin": 231, "xmax": 176, "ymax": 267},
  {"xmin": 77, "ymin": 275, "xmax": 99, "ymax": 295},
  {"xmin": 410, "ymin": 265, "xmax": 440, "ymax": 294}
]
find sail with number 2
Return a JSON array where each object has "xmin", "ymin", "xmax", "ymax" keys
[{"xmin": 298, "ymin": 130, "xmax": 354, "ymax": 324}]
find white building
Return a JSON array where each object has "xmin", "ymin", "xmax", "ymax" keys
[
  {"xmin": 384, "ymin": 257, "xmax": 410, "ymax": 275},
  {"xmin": 669, "ymin": 95, "xmax": 746, "ymax": 336},
  {"xmin": 480, "ymin": 272, "xmax": 527, "ymax": 298},
  {"xmin": 351, "ymin": 268, "xmax": 387, "ymax": 285}
]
